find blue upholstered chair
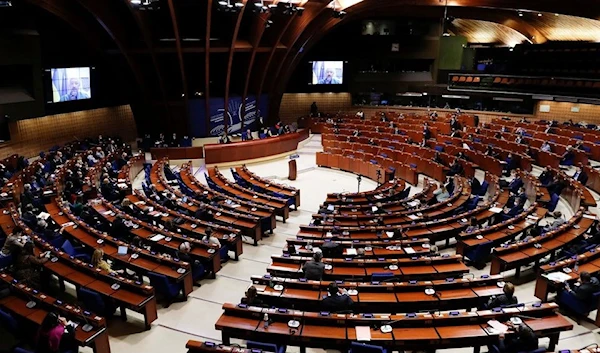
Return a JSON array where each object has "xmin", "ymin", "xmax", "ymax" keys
[
  {"xmin": 147, "ymin": 272, "xmax": 183, "ymax": 307},
  {"xmin": 247, "ymin": 340, "xmax": 286, "ymax": 353},
  {"xmin": 348, "ymin": 341, "xmax": 387, "ymax": 353}
]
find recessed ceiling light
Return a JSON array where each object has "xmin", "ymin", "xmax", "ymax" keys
[
  {"xmin": 555, "ymin": 13, "xmax": 559, "ymax": 16},
  {"xmin": 518, "ymin": 12, "xmax": 523, "ymax": 17},
  {"xmin": 537, "ymin": 13, "xmax": 542, "ymax": 17}
]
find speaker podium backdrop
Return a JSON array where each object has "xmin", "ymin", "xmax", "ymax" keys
[{"xmin": 190, "ymin": 95, "xmax": 268, "ymax": 137}]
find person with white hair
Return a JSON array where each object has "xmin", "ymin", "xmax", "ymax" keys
[{"xmin": 318, "ymin": 65, "xmax": 341, "ymax": 84}]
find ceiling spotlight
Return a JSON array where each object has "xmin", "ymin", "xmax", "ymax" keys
[
  {"xmin": 442, "ymin": 32, "xmax": 451, "ymax": 37},
  {"xmin": 130, "ymin": 0, "xmax": 141, "ymax": 4},
  {"xmin": 537, "ymin": 13, "xmax": 542, "ymax": 16},
  {"xmin": 217, "ymin": 0, "xmax": 243, "ymax": 13},
  {"xmin": 555, "ymin": 13, "xmax": 559, "ymax": 16},
  {"xmin": 218, "ymin": 1, "xmax": 227, "ymax": 5},
  {"xmin": 235, "ymin": 2, "xmax": 244, "ymax": 8},
  {"xmin": 509, "ymin": 47, "xmax": 514, "ymax": 52},
  {"xmin": 518, "ymin": 12, "xmax": 523, "ymax": 17}
]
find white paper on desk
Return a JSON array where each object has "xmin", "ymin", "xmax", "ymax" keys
[
  {"xmin": 583, "ymin": 214, "xmax": 597, "ymax": 220},
  {"xmin": 543, "ymin": 271, "xmax": 572, "ymax": 283},
  {"xmin": 61, "ymin": 222, "xmax": 74, "ymax": 227},
  {"xmin": 374, "ymin": 194, "xmax": 383, "ymax": 199},
  {"xmin": 231, "ymin": 204, "xmax": 241, "ymax": 208},
  {"xmin": 43, "ymin": 190, "xmax": 53, "ymax": 195},
  {"xmin": 386, "ymin": 231, "xmax": 394, "ymax": 238},
  {"xmin": 404, "ymin": 247, "xmax": 415, "ymax": 254},
  {"xmin": 408, "ymin": 214, "xmax": 419, "ymax": 220},
  {"xmin": 118, "ymin": 179, "xmax": 126, "ymax": 183},
  {"xmin": 407, "ymin": 200, "xmax": 420, "ymax": 207},
  {"xmin": 487, "ymin": 320, "xmax": 508, "ymax": 334},
  {"xmin": 312, "ymin": 247, "xmax": 321, "ymax": 254},
  {"xmin": 38, "ymin": 212, "xmax": 50, "ymax": 220},
  {"xmin": 346, "ymin": 248, "xmax": 358, "ymax": 256},
  {"xmin": 489, "ymin": 207, "xmax": 503, "ymax": 213},
  {"xmin": 134, "ymin": 201, "xmax": 145, "ymax": 205},
  {"xmin": 150, "ymin": 234, "xmax": 165, "ymax": 242},
  {"xmin": 527, "ymin": 215, "xmax": 539, "ymax": 220},
  {"xmin": 102, "ymin": 211, "xmax": 113, "ymax": 216},
  {"xmin": 67, "ymin": 321, "xmax": 79, "ymax": 329},
  {"xmin": 117, "ymin": 183, "xmax": 128, "ymax": 189},
  {"xmin": 355, "ymin": 326, "xmax": 372, "ymax": 341}
]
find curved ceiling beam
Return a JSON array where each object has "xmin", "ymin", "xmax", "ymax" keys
[
  {"xmin": 264, "ymin": 0, "xmax": 332, "ymax": 97},
  {"xmin": 166, "ymin": 0, "xmax": 189, "ymax": 132},
  {"xmin": 24, "ymin": 0, "xmax": 104, "ymax": 51},
  {"xmin": 122, "ymin": 0, "xmax": 171, "ymax": 119},
  {"xmin": 223, "ymin": 0, "xmax": 249, "ymax": 132},
  {"xmin": 167, "ymin": 0, "xmax": 188, "ymax": 99},
  {"xmin": 72, "ymin": 0, "xmax": 147, "ymax": 98},
  {"xmin": 255, "ymin": 12, "xmax": 297, "ymax": 118},
  {"xmin": 241, "ymin": 12, "xmax": 272, "ymax": 125},
  {"xmin": 205, "ymin": 0, "xmax": 214, "ymax": 134},
  {"xmin": 271, "ymin": 3, "xmax": 561, "ymax": 114}
]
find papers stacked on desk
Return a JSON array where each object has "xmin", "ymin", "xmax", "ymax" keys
[
  {"xmin": 346, "ymin": 248, "xmax": 357, "ymax": 256},
  {"xmin": 407, "ymin": 200, "xmax": 420, "ymax": 207},
  {"xmin": 489, "ymin": 207, "xmax": 503, "ymax": 213},
  {"xmin": 403, "ymin": 247, "xmax": 415, "ymax": 254},
  {"xmin": 61, "ymin": 222, "xmax": 74, "ymax": 227},
  {"xmin": 486, "ymin": 320, "xmax": 508, "ymax": 334},
  {"xmin": 355, "ymin": 326, "xmax": 372, "ymax": 341},
  {"xmin": 408, "ymin": 214, "xmax": 419, "ymax": 220},
  {"xmin": 543, "ymin": 271, "xmax": 572, "ymax": 283},
  {"xmin": 150, "ymin": 234, "xmax": 165, "ymax": 242},
  {"xmin": 38, "ymin": 212, "xmax": 50, "ymax": 220}
]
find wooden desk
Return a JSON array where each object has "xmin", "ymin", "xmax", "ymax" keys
[
  {"xmin": 204, "ymin": 130, "xmax": 309, "ymax": 164},
  {"xmin": 151, "ymin": 146, "xmax": 204, "ymax": 160},
  {"xmin": 215, "ymin": 302, "xmax": 571, "ymax": 352}
]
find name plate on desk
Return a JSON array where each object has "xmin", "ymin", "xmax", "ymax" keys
[{"xmin": 289, "ymin": 154, "xmax": 300, "ymax": 160}]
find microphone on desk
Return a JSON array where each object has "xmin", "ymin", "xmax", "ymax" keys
[{"xmin": 73, "ymin": 304, "xmax": 94, "ymax": 332}]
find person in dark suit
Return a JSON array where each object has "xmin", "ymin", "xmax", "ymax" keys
[
  {"xmin": 321, "ymin": 283, "xmax": 354, "ymax": 312},
  {"xmin": 110, "ymin": 214, "xmax": 131, "ymax": 241},
  {"xmin": 564, "ymin": 271, "xmax": 600, "ymax": 301},
  {"xmin": 547, "ymin": 176, "xmax": 567, "ymax": 196},
  {"xmin": 500, "ymin": 200, "xmax": 523, "ymax": 222},
  {"xmin": 194, "ymin": 204, "xmax": 214, "ymax": 222},
  {"xmin": 497, "ymin": 323, "xmax": 538, "ymax": 353},
  {"xmin": 447, "ymin": 160, "xmax": 463, "ymax": 177},
  {"xmin": 538, "ymin": 168, "xmax": 552, "ymax": 186},
  {"xmin": 573, "ymin": 165, "xmax": 588, "ymax": 185},
  {"xmin": 241, "ymin": 286, "xmax": 265, "ymax": 307},
  {"xmin": 486, "ymin": 282, "xmax": 518, "ymax": 308},
  {"xmin": 302, "ymin": 252, "xmax": 325, "ymax": 280},
  {"xmin": 422, "ymin": 123, "xmax": 431, "ymax": 140}
]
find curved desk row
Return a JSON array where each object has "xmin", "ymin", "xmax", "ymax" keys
[{"xmin": 205, "ymin": 130, "xmax": 310, "ymax": 164}]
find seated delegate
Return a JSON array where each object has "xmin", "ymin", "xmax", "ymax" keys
[{"xmin": 321, "ymin": 282, "xmax": 354, "ymax": 313}]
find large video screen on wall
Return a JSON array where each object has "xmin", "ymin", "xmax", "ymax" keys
[
  {"xmin": 50, "ymin": 67, "xmax": 92, "ymax": 103},
  {"xmin": 311, "ymin": 61, "xmax": 344, "ymax": 85}
]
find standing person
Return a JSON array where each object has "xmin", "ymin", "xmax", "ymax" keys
[{"xmin": 310, "ymin": 102, "xmax": 319, "ymax": 117}]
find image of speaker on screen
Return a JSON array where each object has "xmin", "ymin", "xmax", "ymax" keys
[
  {"xmin": 312, "ymin": 61, "xmax": 343, "ymax": 84},
  {"xmin": 51, "ymin": 67, "xmax": 91, "ymax": 103}
]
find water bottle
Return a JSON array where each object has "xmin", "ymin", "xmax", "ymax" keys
[
  {"xmin": 263, "ymin": 313, "xmax": 269, "ymax": 328},
  {"xmin": 574, "ymin": 262, "xmax": 579, "ymax": 273}
]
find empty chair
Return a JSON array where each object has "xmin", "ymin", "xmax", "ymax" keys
[
  {"xmin": 147, "ymin": 272, "xmax": 184, "ymax": 307},
  {"xmin": 247, "ymin": 341, "xmax": 286, "ymax": 353},
  {"xmin": 0, "ymin": 308, "xmax": 18, "ymax": 334},
  {"xmin": 547, "ymin": 193, "xmax": 560, "ymax": 212},
  {"xmin": 349, "ymin": 341, "xmax": 387, "ymax": 353},
  {"xmin": 557, "ymin": 289, "xmax": 600, "ymax": 323},
  {"xmin": 371, "ymin": 272, "xmax": 394, "ymax": 282},
  {"xmin": 61, "ymin": 240, "xmax": 90, "ymax": 262},
  {"xmin": 78, "ymin": 287, "xmax": 117, "ymax": 318},
  {"xmin": 478, "ymin": 180, "xmax": 489, "ymax": 196},
  {"xmin": 464, "ymin": 241, "xmax": 493, "ymax": 269}
]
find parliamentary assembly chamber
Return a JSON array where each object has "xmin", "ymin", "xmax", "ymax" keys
[{"xmin": 1, "ymin": 1, "xmax": 600, "ymax": 353}]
